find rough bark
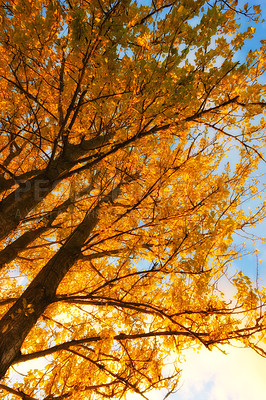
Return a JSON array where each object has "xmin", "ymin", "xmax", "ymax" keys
[
  {"xmin": 0, "ymin": 225, "xmax": 47, "ymax": 269},
  {"xmin": 0, "ymin": 132, "xmax": 114, "ymax": 241},
  {"xmin": 0, "ymin": 188, "xmax": 118, "ymax": 378},
  {"xmin": 0, "ymin": 170, "xmax": 40, "ymax": 194},
  {"xmin": 0, "ymin": 189, "xmax": 88, "ymax": 268}
]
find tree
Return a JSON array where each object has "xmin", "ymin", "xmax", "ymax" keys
[{"xmin": 0, "ymin": 0, "xmax": 266, "ymax": 398}]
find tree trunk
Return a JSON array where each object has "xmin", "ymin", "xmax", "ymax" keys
[
  {"xmin": 0, "ymin": 186, "xmax": 118, "ymax": 378},
  {"xmin": 0, "ymin": 133, "xmax": 114, "ymax": 241}
]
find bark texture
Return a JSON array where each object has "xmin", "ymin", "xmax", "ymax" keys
[{"xmin": 0, "ymin": 188, "xmax": 118, "ymax": 378}]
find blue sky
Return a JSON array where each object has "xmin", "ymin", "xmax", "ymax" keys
[
  {"xmin": 11, "ymin": 2, "xmax": 266, "ymax": 399},
  {"xmin": 128, "ymin": 1, "xmax": 266, "ymax": 399},
  {"xmin": 172, "ymin": 2, "xmax": 266, "ymax": 399}
]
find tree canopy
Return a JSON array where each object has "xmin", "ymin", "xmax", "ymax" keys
[{"xmin": 0, "ymin": 0, "xmax": 266, "ymax": 398}]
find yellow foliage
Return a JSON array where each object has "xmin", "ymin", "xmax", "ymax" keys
[{"xmin": 0, "ymin": 0, "xmax": 265, "ymax": 399}]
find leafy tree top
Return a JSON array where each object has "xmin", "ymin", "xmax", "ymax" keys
[{"xmin": 0, "ymin": 0, "xmax": 266, "ymax": 399}]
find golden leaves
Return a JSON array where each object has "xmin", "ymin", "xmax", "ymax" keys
[{"xmin": 0, "ymin": 0, "xmax": 265, "ymax": 398}]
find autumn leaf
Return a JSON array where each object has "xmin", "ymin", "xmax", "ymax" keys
[{"xmin": 0, "ymin": 1, "xmax": 266, "ymax": 399}]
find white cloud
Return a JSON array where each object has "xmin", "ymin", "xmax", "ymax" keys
[
  {"xmin": 177, "ymin": 344, "xmax": 266, "ymax": 400},
  {"xmin": 125, "ymin": 342, "xmax": 266, "ymax": 400}
]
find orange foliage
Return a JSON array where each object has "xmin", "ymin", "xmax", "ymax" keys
[{"xmin": 0, "ymin": 0, "xmax": 266, "ymax": 398}]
